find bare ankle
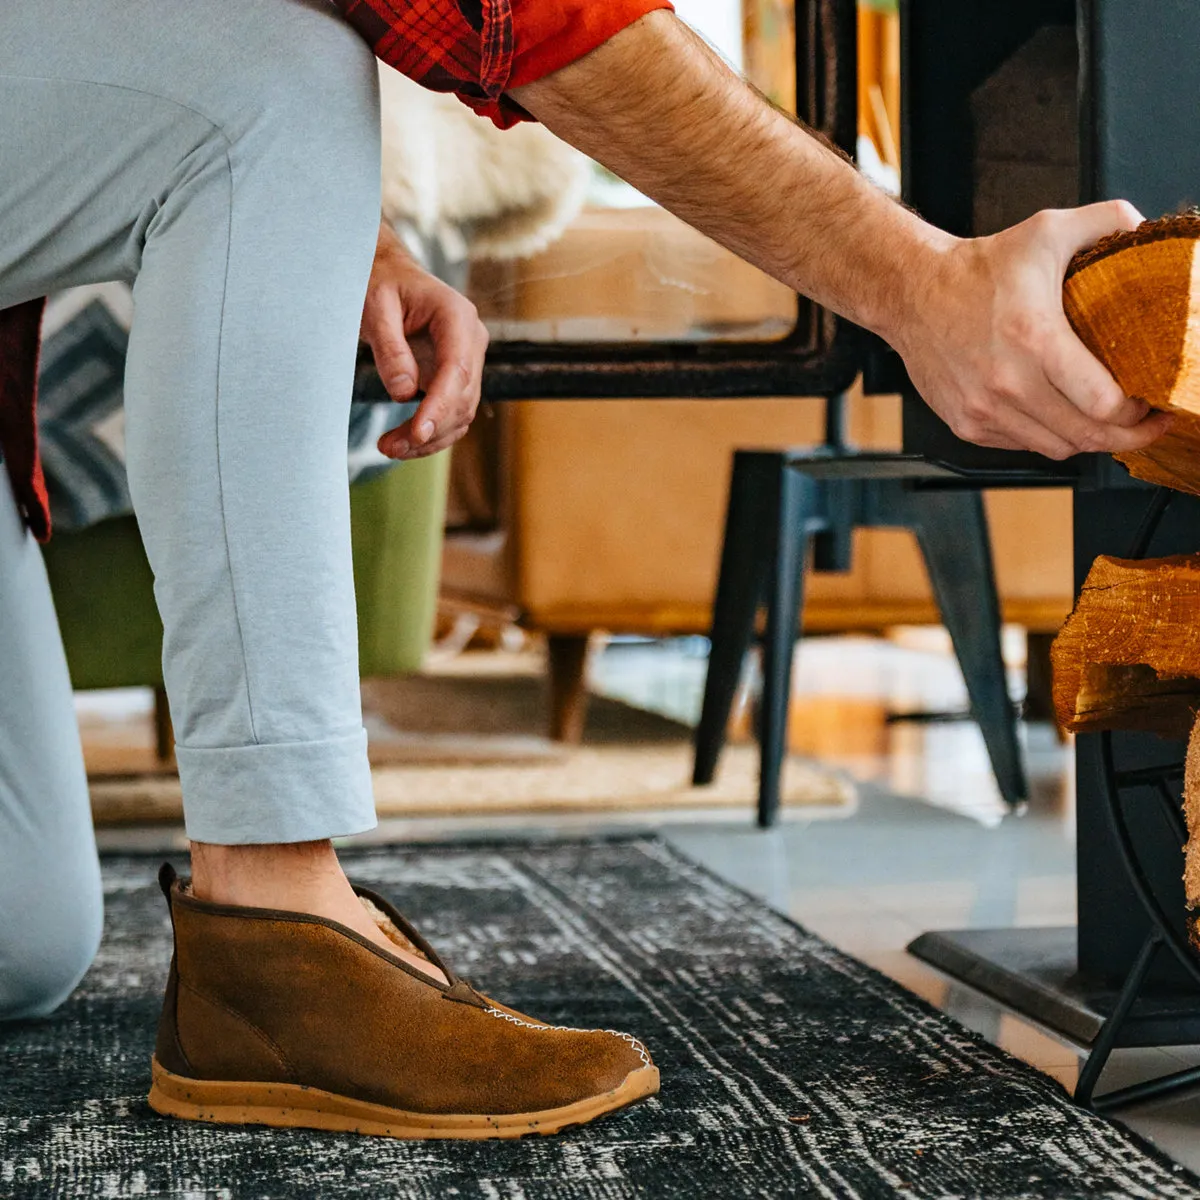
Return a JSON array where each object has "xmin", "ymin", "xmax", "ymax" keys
[
  {"xmin": 190, "ymin": 839, "xmax": 345, "ymax": 908},
  {"xmin": 188, "ymin": 839, "xmax": 448, "ymax": 985}
]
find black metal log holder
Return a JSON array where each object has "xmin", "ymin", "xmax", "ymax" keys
[
  {"xmin": 911, "ymin": 484, "xmax": 1200, "ymax": 1114},
  {"xmin": 1075, "ymin": 488, "xmax": 1200, "ymax": 1111},
  {"xmin": 899, "ymin": 0, "xmax": 1200, "ymax": 1116}
]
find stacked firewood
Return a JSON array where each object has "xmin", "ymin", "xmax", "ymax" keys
[
  {"xmin": 1064, "ymin": 211, "xmax": 1200, "ymax": 495},
  {"xmin": 1053, "ymin": 213, "xmax": 1200, "ymax": 937}
]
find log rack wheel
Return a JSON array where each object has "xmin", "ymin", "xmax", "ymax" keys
[{"xmin": 1078, "ymin": 486, "xmax": 1200, "ymax": 1110}]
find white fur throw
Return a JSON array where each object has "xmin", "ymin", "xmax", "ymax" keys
[{"xmin": 378, "ymin": 65, "xmax": 590, "ymax": 263}]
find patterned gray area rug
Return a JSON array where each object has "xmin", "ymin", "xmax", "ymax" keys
[{"xmin": 2, "ymin": 838, "xmax": 1197, "ymax": 1199}]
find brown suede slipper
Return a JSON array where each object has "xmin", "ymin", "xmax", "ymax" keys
[{"xmin": 147, "ymin": 864, "xmax": 658, "ymax": 1139}]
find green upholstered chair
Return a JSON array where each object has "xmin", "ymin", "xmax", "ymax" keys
[{"xmin": 42, "ymin": 453, "xmax": 449, "ymax": 753}]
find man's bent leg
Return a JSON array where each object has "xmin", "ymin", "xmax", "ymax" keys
[
  {"xmin": 111, "ymin": 7, "xmax": 423, "ymax": 957},
  {"xmin": 0, "ymin": 0, "xmax": 389, "ymax": 963},
  {"xmin": 1, "ymin": 4, "xmax": 382, "ymax": 848},
  {"xmin": 121, "ymin": 29, "xmax": 381, "ymax": 848},
  {"xmin": 0, "ymin": 4, "xmax": 658, "ymax": 1131},
  {"xmin": 0, "ymin": 473, "xmax": 102, "ymax": 1020}
]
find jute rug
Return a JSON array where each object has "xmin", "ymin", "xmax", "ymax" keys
[
  {"xmin": 3, "ymin": 839, "xmax": 1194, "ymax": 1199},
  {"xmin": 88, "ymin": 671, "xmax": 852, "ymax": 824}
]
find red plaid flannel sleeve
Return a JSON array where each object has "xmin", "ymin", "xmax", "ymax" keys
[
  {"xmin": 334, "ymin": 0, "xmax": 522, "ymax": 126},
  {"xmin": 333, "ymin": 0, "xmax": 673, "ymax": 128}
]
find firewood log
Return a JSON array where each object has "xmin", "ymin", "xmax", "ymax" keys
[
  {"xmin": 1185, "ymin": 714, "xmax": 1200, "ymax": 938},
  {"xmin": 1064, "ymin": 213, "xmax": 1200, "ymax": 494},
  {"xmin": 1051, "ymin": 552, "xmax": 1200, "ymax": 737}
]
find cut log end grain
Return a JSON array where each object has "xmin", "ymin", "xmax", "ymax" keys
[
  {"xmin": 1186, "ymin": 716, "xmax": 1200, "ymax": 920},
  {"xmin": 1051, "ymin": 553, "xmax": 1200, "ymax": 737},
  {"xmin": 1064, "ymin": 213, "xmax": 1200, "ymax": 495}
]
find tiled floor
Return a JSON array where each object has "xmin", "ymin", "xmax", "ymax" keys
[{"xmin": 90, "ymin": 631, "xmax": 1200, "ymax": 1173}]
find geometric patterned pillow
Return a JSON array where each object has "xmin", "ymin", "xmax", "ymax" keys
[
  {"xmin": 37, "ymin": 275, "xmax": 423, "ymax": 533},
  {"xmin": 37, "ymin": 286, "xmax": 134, "ymax": 531}
]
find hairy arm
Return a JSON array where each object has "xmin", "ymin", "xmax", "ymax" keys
[
  {"xmin": 515, "ymin": 12, "xmax": 931, "ymax": 338},
  {"xmin": 511, "ymin": 12, "xmax": 1168, "ymax": 459}
]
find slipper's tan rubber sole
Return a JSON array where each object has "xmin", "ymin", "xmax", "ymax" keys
[{"xmin": 147, "ymin": 1057, "xmax": 660, "ymax": 1139}]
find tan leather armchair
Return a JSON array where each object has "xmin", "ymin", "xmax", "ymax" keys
[{"xmin": 441, "ymin": 388, "xmax": 1074, "ymax": 740}]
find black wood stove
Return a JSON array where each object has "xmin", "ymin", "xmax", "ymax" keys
[{"xmin": 902, "ymin": 0, "xmax": 1200, "ymax": 1111}]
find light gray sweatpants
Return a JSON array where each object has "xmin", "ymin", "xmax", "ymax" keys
[{"xmin": 0, "ymin": 0, "xmax": 383, "ymax": 1018}]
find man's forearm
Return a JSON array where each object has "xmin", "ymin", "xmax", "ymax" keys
[
  {"xmin": 511, "ymin": 9, "xmax": 1171, "ymax": 461},
  {"xmin": 510, "ymin": 10, "xmax": 945, "ymax": 345}
]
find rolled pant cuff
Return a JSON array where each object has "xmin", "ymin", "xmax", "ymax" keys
[{"xmin": 176, "ymin": 728, "xmax": 376, "ymax": 844}]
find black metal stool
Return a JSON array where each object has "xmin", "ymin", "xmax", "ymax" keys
[{"xmin": 691, "ymin": 393, "xmax": 1027, "ymax": 826}]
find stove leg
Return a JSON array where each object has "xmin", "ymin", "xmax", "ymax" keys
[{"xmin": 1075, "ymin": 932, "xmax": 1160, "ymax": 1109}]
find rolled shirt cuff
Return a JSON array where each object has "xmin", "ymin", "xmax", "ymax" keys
[{"xmin": 507, "ymin": 0, "xmax": 675, "ymax": 92}]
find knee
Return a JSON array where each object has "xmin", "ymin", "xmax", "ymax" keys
[
  {"xmin": 244, "ymin": 13, "xmax": 381, "ymax": 199},
  {"xmin": 0, "ymin": 869, "xmax": 103, "ymax": 1021}
]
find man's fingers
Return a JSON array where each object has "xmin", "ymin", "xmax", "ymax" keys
[
  {"xmin": 950, "ymin": 427, "xmax": 1025, "ymax": 452},
  {"xmin": 1041, "ymin": 322, "xmax": 1149, "ymax": 428},
  {"xmin": 408, "ymin": 359, "xmax": 471, "ymax": 446},
  {"xmin": 374, "ymin": 300, "xmax": 486, "ymax": 458},
  {"xmin": 978, "ymin": 402, "xmax": 1078, "ymax": 461},
  {"xmin": 407, "ymin": 302, "xmax": 485, "ymax": 447},
  {"xmin": 949, "ymin": 368, "xmax": 1171, "ymax": 458},
  {"xmin": 404, "ymin": 425, "xmax": 472, "ymax": 458},
  {"xmin": 1090, "ymin": 410, "xmax": 1174, "ymax": 454},
  {"xmin": 944, "ymin": 361, "xmax": 1163, "ymax": 459},
  {"xmin": 932, "ymin": 381, "xmax": 1067, "ymax": 456},
  {"xmin": 999, "ymin": 380, "xmax": 1170, "ymax": 457},
  {"xmin": 365, "ymin": 288, "xmax": 420, "ymax": 400},
  {"xmin": 1013, "ymin": 376, "xmax": 1149, "ymax": 455},
  {"xmin": 1040, "ymin": 199, "xmax": 1144, "ymax": 264},
  {"xmin": 377, "ymin": 421, "xmax": 470, "ymax": 460}
]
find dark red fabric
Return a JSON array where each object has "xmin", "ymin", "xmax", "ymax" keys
[
  {"xmin": 333, "ymin": 0, "xmax": 669, "ymax": 127},
  {"xmin": 334, "ymin": 0, "xmax": 524, "ymax": 127},
  {"xmin": 0, "ymin": 299, "xmax": 49, "ymax": 541}
]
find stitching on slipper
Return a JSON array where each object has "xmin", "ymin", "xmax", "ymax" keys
[{"xmin": 482, "ymin": 1006, "xmax": 651, "ymax": 1066}]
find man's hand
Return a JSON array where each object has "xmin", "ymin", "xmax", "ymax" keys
[
  {"xmin": 360, "ymin": 221, "xmax": 488, "ymax": 459},
  {"xmin": 891, "ymin": 201, "xmax": 1171, "ymax": 459},
  {"xmin": 511, "ymin": 12, "xmax": 1167, "ymax": 460}
]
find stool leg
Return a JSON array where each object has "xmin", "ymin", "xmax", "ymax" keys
[
  {"xmin": 812, "ymin": 479, "xmax": 855, "ymax": 572},
  {"xmin": 899, "ymin": 486, "xmax": 1028, "ymax": 807},
  {"xmin": 758, "ymin": 469, "xmax": 819, "ymax": 828},
  {"xmin": 694, "ymin": 454, "xmax": 779, "ymax": 787}
]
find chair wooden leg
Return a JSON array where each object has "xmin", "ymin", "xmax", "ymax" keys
[
  {"xmin": 547, "ymin": 634, "xmax": 591, "ymax": 744},
  {"xmin": 153, "ymin": 684, "xmax": 175, "ymax": 764},
  {"xmin": 1025, "ymin": 630, "xmax": 1066, "ymax": 739}
]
